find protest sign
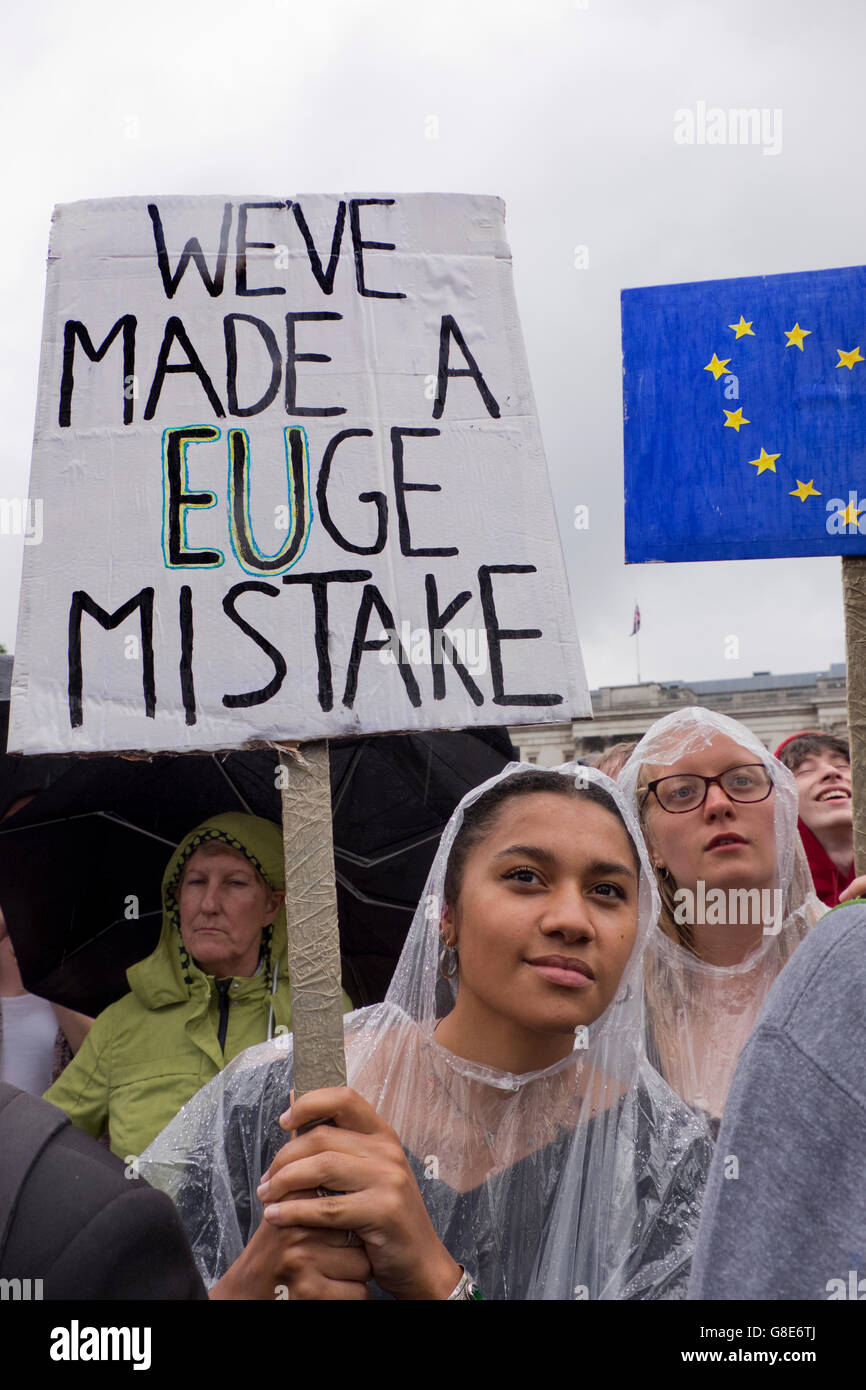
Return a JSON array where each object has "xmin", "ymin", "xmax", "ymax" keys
[
  {"xmin": 622, "ymin": 263, "xmax": 866, "ymax": 869},
  {"xmin": 9, "ymin": 194, "xmax": 589, "ymax": 755},
  {"xmin": 11, "ymin": 193, "xmax": 589, "ymax": 1089}
]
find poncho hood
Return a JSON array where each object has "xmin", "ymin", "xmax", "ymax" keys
[
  {"xmin": 127, "ymin": 812, "xmax": 289, "ymax": 1010},
  {"xmin": 619, "ymin": 707, "xmax": 826, "ymax": 1118}
]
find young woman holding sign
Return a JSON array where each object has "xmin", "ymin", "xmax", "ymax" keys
[{"xmin": 140, "ymin": 764, "xmax": 711, "ymax": 1300}]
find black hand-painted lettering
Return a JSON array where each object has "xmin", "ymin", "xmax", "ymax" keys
[
  {"xmin": 391, "ymin": 426, "xmax": 457, "ymax": 557},
  {"xmin": 478, "ymin": 564, "xmax": 563, "ymax": 707},
  {"xmin": 425, "ymin": 574, "xmax": 483, "ymax": 705},
  {"xmin": 68, "ymin": 588, "xmax": 155, "ymax": 728},
  {"xmin": 229, "ymin": 427, "xmax": 308, "ymax": 572},
  {"xmin": 59, "ymin": 316, "xmax": 137, "ymax": 427},
  {"xmin": 282, "ymin": 570, "xmax": 371, "ymax": 711},
  {"xmin": 144, "ymin": 317, "xmax": 225, "ymax": 420},
  {"xmin": 235, "ymin": 202, "xmax": 286, "ymax": 297},
  {"xmin": 348, "ymin": 199, "xmax": 406, "ymax": 299},
  {"xmin": 316, "ymin": 428, "xmax": 386, "ymax": 554},
  {"xmin": 164, "ymin": 426, "xmax": 222, "ymax": 566},
  {"xmin": 285, "ymin": 311, "xmax": 345, "ymax": 417},
  {"xmin": 291, "ymin": 200, "xmax": 347, "ymax": 295},
  {"xmin": 221, "ymin": 582, "xmax": 287, "ymax": 707},
  {"xmin": 148, "ymin": 202, "xmax": 233, "ymax": 298},
  {"xmin": 432, "ymin": 314, "xmax": 501, "ymax": 420},
  {"xmin": 179, "ymin": 585, "xmax": 197, "ymax": 725},
  {"xmin": 343, "ymin": 584, "xmax": 421, "ymax": 709},
  {"xmin": 224, "ymin": 313, "xmax": 282, "ymax": 417}
]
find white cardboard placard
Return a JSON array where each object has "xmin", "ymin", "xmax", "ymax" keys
[{"xmin": 10, "ymin": 194, "xmax": 589, "ymax": 753}]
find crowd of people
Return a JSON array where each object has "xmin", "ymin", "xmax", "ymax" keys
[{"xmin": 1, "ymin": 708, "xmax": 864, "ymax": 1300}]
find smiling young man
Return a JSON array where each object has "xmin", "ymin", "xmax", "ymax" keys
[{"xmin": 775, "ymin": 732, "xmax": 855, "ymax": 907}]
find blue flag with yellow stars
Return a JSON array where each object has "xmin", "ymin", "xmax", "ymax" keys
[{"xmin": 622, "ymin": 264, "xmax": 866, "ymax": 562}]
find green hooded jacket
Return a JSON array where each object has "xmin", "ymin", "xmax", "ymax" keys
[{"xmin": 44, "ymin": 812, "xmax": 349, "ymax": 1160}]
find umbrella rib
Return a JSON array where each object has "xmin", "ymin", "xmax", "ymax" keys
[
  {"xmin": 55, "ymin": 911, "xmax": 163, "ymax": 965},
  {"xmin": 95, "ymin": 813, "xmax": 178, "ymax": 847},
  {"xmin": 0, "ymin": 810, "xmax": 177, "ymax": 848},
  {"xmin": 334, "ymin": 827, "xmax": 444, "ymax": 868},
  {"xmin": 330, "ymin": 745, "xmax": 364, "ymax": 817},
  {"xmin": 335, "ymin": 871, "xmax": 413, "ymax": 913},
  {"xmin": 210, "ymin": 754, "xmax": 256, "ymax": 815}
]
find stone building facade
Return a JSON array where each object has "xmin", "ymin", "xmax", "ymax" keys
[{"xmin": 509, "ymin": 663, "xmax": 848, "ymax": 765}]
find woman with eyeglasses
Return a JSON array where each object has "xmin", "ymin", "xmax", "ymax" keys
[{"xmin": 617, "ymin": 708, "xmax": 840, "ymax": 1130}]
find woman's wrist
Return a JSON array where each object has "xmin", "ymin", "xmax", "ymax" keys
[
  {"xmin": 209, "ymin": 1225, "xmax": 271, "ymax": 1300},
  {"xmin": 405, "ymin": 1248, "xmax": 464, "ymax": 1301},
  {"xmin": 209, "ymin": 1264, "xmax": 245, "ymax": 1300}
]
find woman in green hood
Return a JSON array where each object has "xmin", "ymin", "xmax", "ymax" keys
[{"xmin": 44, "ymin": 813, "xmax": 307, "ymax": 1160}]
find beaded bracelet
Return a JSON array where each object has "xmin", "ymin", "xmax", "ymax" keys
[{"xmin": 447, "ymin": 1266, "xmax": 483, "ymax": 1301}]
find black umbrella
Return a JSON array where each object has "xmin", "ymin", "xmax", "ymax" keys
[
  {"xmin": 1, "ymin": 656, "xmax": 515, "ymax": 1013},
  {"xmin": 330, "ymin": 727, "xmax": 515, "ymax": 1004},
  {"xmin": 0, "ymin": 736, "xmax": 287, "ymax": 1014},
  {"xmin": 0, "ymin": 655, "xmax": 57, "ymax": 819}
]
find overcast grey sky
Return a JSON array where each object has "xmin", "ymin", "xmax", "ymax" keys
[{"xmin": 1, "ymin": 0, "xmax": 862, "ymax": 690}]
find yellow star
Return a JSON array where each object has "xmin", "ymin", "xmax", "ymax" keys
[
  {"xmin": 723, "ymin": 408, "xmax": 750, "ymax": 431},
  {"xmin": 837, "ymin": 500, "xmax": 863, "ymax": 527},
  {"xmin": 728, "ymin": 316, "xmax": 755, "ymax": 339},
  {"xmin": 749, "ymin": 448, "xmax": 780, "ymax": 475},
  {"xmin": 836, "ymin": 346, "xmax": 865, "ymax": 370},
  {"xmin": 704, "ymin": 353, "xmax": 732, "ymax": 380},
  {"xmin": 789, "ymin": 479, "xmax": 821, "ymax": 501},
  {"xmin": 785, "ymin": 323, "xmax": 811, "ymax": 351}
]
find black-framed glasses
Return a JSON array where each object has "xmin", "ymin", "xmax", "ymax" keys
[{"xmin": 644, "ymin": 764, "xmax": 774, "ymax": 814}]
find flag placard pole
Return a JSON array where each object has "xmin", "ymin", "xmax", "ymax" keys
[
  {"xmin": 276, "ymin": 740, "xmax": 347, "ymax": 1098},
  {"xmin": 842, "ymin": 558, "xmax": 866, "ymax": 874}
]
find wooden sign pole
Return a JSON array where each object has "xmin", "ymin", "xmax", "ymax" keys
[
  {"xmin": 842, "ymin": 557, "xmax": 866, "ymax": 875},
  {"xmin": 277, "ymin": 739, "xmax": 347, "ymax": 1097}
]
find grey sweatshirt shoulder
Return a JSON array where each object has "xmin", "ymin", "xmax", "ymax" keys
[{"xmin": 688, "ymin": 901, "xmax": 866, "ymax": 1301}]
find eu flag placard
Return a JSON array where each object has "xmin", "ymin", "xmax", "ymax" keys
[{"xmin": 622, "ymin": 264, "xmax": 866, "ymax": 562}]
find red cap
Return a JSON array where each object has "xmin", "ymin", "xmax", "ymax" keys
[{"xmin": 774, "ymin": 730, "xmax": 824, "ymax": 759}]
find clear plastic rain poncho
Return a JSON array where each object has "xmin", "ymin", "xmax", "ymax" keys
[
  {"xmin": 618, "ymin": 708, "xmax": 827, "ymax": 1127},
  {"xmin": 139, "ymin": 762, "xmax": 712, "ymax": 1300}
]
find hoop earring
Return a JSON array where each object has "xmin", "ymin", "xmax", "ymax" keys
[
  {"xmin": 614, "ymin": 982, "xmax": 633, "ymax": 1005},
  {"xmin": 439, "ymin": 941, "xmax": 459, "ymax": 979},
  {"xmin": 656, "ymin": 865, "xmax": 669, "ymax": 881}
]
